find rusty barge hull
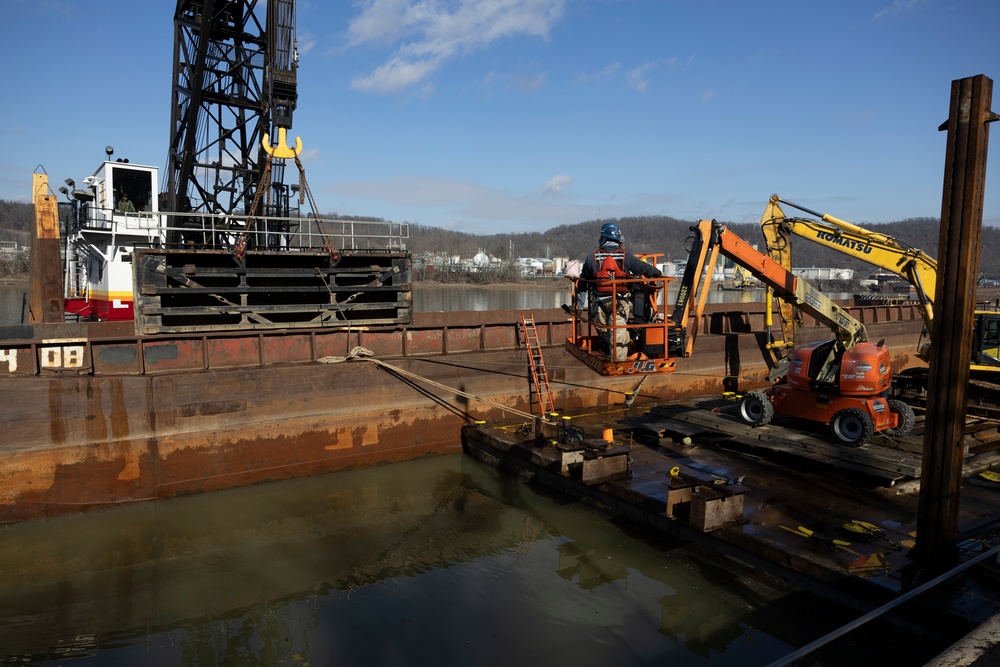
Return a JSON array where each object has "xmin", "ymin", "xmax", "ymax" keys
[{"xmin": 0, "ymin": 302, "xmax": 928, "ymax": 524}]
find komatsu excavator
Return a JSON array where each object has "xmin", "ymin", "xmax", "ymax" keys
[
  {"xmin": 670, "ymin": 219, "xmax": 915, "ymax": 447},
  {"xmin": 759, "ymin": 194, "xmax": 1000, "ymax": 385}
]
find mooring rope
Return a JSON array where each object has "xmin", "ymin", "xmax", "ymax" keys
[{"xmin": 319, "ymin": 347, "xmax": 543, "ymax": 422}]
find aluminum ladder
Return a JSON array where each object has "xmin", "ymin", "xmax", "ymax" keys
[{"xmin": 519, "ymin": 312, "xmax": 555, "ymax": 415}]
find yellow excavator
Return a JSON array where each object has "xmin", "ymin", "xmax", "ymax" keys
[{"xmin": 759, "ymin": 194, "xmax": 1000, "ymax": 386}]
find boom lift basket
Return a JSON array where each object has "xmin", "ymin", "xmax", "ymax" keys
[{"xmin": 564, "ymin": 275, "xmax": 677, "ymax": 376}]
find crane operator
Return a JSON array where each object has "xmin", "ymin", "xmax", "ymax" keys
[{"xmin": 579, "ymin": 222, "xmax": 662, "ymax": 361}]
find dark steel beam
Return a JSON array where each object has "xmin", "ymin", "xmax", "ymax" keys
[{"xmin": 917, "ymin": 74, "xmax": 997, "ymax": 575}]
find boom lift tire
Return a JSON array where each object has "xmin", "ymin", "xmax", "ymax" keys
[
  {"xmin": 738, "ymin": 390, "xmax": 774, "ymax": 427},
  {"xmin": 829, "ymin": 408, "xmax": 874, "ymax": 447},
  {"xmin": 885, "ymin": 399, "xmax": 916, "ymax": 437}
]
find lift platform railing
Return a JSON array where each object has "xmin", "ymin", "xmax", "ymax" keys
[{"xmin": 564, "ymin": 275, "xmax": 677, "ymax": 376}]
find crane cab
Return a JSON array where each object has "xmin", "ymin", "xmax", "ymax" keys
[{"xmin": 62, "ymin": 160, "xmax": 165, "ymax": 321}]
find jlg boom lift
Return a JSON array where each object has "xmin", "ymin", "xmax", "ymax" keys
[{"xmin": 671, "ymin": 219, "xmax": 915, "ymax": 447}]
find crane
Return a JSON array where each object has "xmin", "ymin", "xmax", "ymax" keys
[{"xmin": 165, "ymin": 0, "xmax": 302, "ymax": 247}]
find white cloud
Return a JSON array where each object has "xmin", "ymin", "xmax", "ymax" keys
[
  {"xmin": 873, "ymin": 0, "xmax": 926, "ymax": 21},
  {"xmin": 347, "ymin": 0, "xmax": 567, "ymax": 94},
  {"xmin": 575, "ymin": 62, "xmax": 620, "ymax": 84},
  {"xmin": 512, "ymin": 72, "xmax": 546, "ymax": 91},
  {"xmin": 324, "ymin": 174, "xmax": 674, "ymax": 233},
  {"xmin": 541, "ymin": 174, "xmax": 571, "ymax": 194},
  {"xmin": 297, "ymin": 32, "xmax": 317, "ymax": 56},
  {"xmin": 626, "ymin": 62, "xmax": 655, "ymax": 93},
  {"xmin": 352, "ymin": 55, "xmax": 445, "ymax": 93}
]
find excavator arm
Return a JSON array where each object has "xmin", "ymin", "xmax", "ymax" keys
[
  {"xmin": 761, "ymin": 194, "xmax": 937, "ymax": 344},
  {"xmin": 672, "ymin": 219, "xmax": 867, "ymax": 378}
]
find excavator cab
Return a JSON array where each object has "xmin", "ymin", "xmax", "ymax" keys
[{"xmin": 973, "ymin": 313, "xmax": 1000, "ymax": 367}]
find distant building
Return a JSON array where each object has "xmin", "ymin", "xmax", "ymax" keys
[{"xmin": 792, "ymin": 267, "xmax": 855, "ymax": 282}]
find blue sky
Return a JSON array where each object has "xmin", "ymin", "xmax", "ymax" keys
[{"xmin": 2, "ymin": 0, "xmax": 999, "ymax": 233}]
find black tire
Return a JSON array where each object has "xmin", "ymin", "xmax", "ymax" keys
[
  {"xmin": 739, "ymin": 391, "xmax": 774, "ymax": 427},
  {"xmin": 885, "ymin": 399, "xmax": 916, "ymax": 436},
  {"xmin": 829, "ymin": 408, "xmax": 874, "ymax": 447}
]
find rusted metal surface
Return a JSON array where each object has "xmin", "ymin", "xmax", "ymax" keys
[
  {"xmin": 27, "ymin": 189, "xmax": 64, "ymax": 325},
  {"xmin": 918, "ymin": 74, "xmax": 996, "ymax": 573},
  {"xmin": 0, "ymin": 305, "xmax": 930, "ymax": 525},
  {"xmin": 133, "ymin": 248, "xmax": 412, "ymax": 335},
  {"xmin": 0, "ymin": 304, "xmax": 925, "ymax": 378}
]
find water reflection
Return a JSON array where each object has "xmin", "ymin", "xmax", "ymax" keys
[
  {"xmin": 0, "ymin": 455, "xmax": 937, "ymax": 666},
  {"xmin": 412, "ymin": 284, "xmax": 572, "ymax": 312},
  {"xmin": 411, "ymin": 284, "xmax": 853, "ymax": 313},
  {"xmin": 0, "ymin": 282, "xmax": 855, "ymax": 323}
]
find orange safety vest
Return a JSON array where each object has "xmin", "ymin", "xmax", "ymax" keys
[{"xmin": 594, "ymin": 248, "xmax": 627, "ymax": 294}]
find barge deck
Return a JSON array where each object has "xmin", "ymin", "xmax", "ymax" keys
[{"xmin": 461, "ymin": 399, "xmax": 1000, "ymax": 661}]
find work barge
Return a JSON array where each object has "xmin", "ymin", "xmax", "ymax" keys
[
  {"xmin": 1, "ymin": 297, "xmax": 930, "ymax": 525},
  {"xmin": 461, "ymin": 394, "xmax": 1000, "ymax": 664}
]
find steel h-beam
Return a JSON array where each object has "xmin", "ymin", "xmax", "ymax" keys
[{"xmin": 916, "ymin": 74, "xmax": 997, "ymax": 575}]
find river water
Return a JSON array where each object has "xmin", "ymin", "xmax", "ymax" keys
[
  {"xmin": 0, "ymin": 455, "xmax": 938, "ymax": 666},
  {"xmin": 0, "ymin": 281, "xmax": 853, "ymax": 322},
  {"xmin": 0, "ymin": 280, "xmax": 934, "ymax": 666},
  {"xmin": 410, "ymin": 282, "xmax": 852, "ymax": 313}
]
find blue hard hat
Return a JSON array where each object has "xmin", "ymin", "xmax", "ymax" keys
[{"xmin": 600, "ymin": 222, "xmax": 622, "ymax": 243}]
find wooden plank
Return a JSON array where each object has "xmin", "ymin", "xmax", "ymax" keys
[
  {"xmin": 650, "ymin": 404, "xmax": 921, "ymax": 479},
  {"xmin": 619, "ymin": 415, "xmax": 709, "ymax": 439}
]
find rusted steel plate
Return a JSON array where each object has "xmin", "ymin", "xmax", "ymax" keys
[
  {"xmin": 262, "ymin": 332, "xmax": 315, "ymax": 365},
  {"xmin": 93, "ymin": 341, "xmax": 142, "ymax": 374},
  {"xmin": 444, "ymin": 327, "xmax": 482, "ymax": 353},
  {"xmin": 313, "ymin": 331, "xmax": 352, "ymax": 358},
  {"xmin": 142, "ymin": 338, "xmax": 206, "ymax": 373},
  {"xmin": 207, "ymin": 336, "xmax": 262, "ymax": 368},
  {"xmin": 0, "ymin": 343, "xmax": 35, "ymax": 376},
  {"xmin": 483, "ymin": 324, "xmax": 518, "ymax": 349},
  {"xmin": 406, "ymin": 328, "xmax": 445, "ymax": 355},
  {"xmin": 356, "ymin": 330, "xmax": 404, "ymax": 357}
]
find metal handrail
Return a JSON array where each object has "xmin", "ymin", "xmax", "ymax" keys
[{"xmin": 68, "ymin": 207, "xmax": 410, "ymax": 252}]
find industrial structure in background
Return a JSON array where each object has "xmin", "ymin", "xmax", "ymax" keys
[{"xmin": 51, "ymin": 0, "xmax": 411, "ymax": 333}]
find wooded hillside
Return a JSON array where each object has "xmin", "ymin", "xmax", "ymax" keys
[
  {"xmin": 2, "ymin": 198, "xmax": 999, "ymax": 278},
  {"xmin": 408, "ymin": 214, "xmax": 1000, "ymax": 279}
]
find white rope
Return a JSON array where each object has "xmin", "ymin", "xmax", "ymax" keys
[
  {"xmin": 317, "ymin": 346, "xmax": 376, "ymax": 364},
  {"xmin": 320, "ymin": 347, "xmax": 544, "ymax": 422}
]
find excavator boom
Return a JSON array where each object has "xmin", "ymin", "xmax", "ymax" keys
[
  {"xmin": 761, "ymin": 195, "xmax": 937, "ymax": 340},
  {"xmin": 673, "ymin": 219, "xmax": 867, "ymax": 370}
]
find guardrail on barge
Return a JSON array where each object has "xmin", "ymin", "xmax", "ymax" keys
[{"xmin": 0, "ymin": 302, "xmax": 926, "ymax": 377}]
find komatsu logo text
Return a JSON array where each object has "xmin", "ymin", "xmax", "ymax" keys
[{"xmin": 815, "ymin": 232, "xmax": 873, "ymax": 254}]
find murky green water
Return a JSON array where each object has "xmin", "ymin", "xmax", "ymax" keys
[{"xmin": 0, "ymin": 454, "xmax": 942, "ymax": 666}]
